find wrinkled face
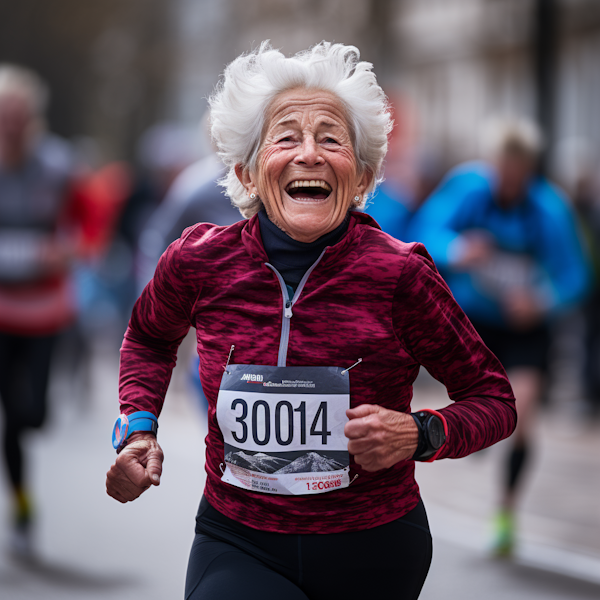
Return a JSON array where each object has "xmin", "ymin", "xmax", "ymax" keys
[{"xmin": 236, "ymin": 88, "xmax": 372, "ymax": 242}]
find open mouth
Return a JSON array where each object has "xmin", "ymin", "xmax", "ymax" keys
[{"xmin": 285, "ymin": 179, "xmax": 332, "ymax": 201}]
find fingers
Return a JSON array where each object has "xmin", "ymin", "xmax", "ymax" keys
[
  {"xmin": 106, "ymin": 464, "xmax": 148, "ymax": 502},
  {"xmin": 145, "ymin": 448, "xmax": 164, "ymax": 486},
  {"xmin": 353, "ymin": 453, "xmax": 385, "ymax": 472},
  {"xmin": 105, "ymin": 438, "xmax": 164, "ymax": 502},
  {"xmin": 347, "ymin": 437, "xmax": 375, "ymax": 456},
  {"xmin": 345, "ymin": 405, "xmax": 381, "ymax": 440},
  {"xmin": 344, "ymin": 404, "xmax": 419, "ymax": 471},
  {"xmin": 346, "ymin": 404, "xmax": 379, "ymax": 420},
  {"xmin": 121, "ymin": 438, "xmax": 164, "ymax": 488},
  {"xmin": 352, "ymin": 446, "xmax": 397, "ymax": 472},
  {"xmin": 118, "ymin": 452, "xmax": 153, "ymax": 489}
]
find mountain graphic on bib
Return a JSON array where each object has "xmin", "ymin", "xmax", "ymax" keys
[
  {"xmin": 225, "ymin": 451, "xmax": 291, "ymax": 474},
  {"xmin": 275, "ymin": 452, "xmax": 345, "ymax": 474}
]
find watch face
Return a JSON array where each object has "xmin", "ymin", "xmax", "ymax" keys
[
  {"xmin": 112, "ymin": 414, "xmax": 129, "ymax": 450},
  {"xmin": 426, "ymin": 417, "xmax": 445, "ymax": 450}
]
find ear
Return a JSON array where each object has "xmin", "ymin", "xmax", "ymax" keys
[
  {"xmin": 355, "ymin": 168, "xmax": 374, "ymax": 196},
  {"xmin": 235, "ymin": 164, "xmax": 258, "ymax": 197}
]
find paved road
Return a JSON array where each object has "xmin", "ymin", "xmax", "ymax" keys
[{"xmin": 0, "ymin": 347, "xmax": 598, "ymax": 599}]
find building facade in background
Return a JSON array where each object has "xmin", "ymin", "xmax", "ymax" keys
[
  {"xmin": 0, "ymin": 0, "xmax": 173, "ymax": 162},
  {"xmin": 1, "ymin": 0, "xmax": 599, "ymax": 181}
]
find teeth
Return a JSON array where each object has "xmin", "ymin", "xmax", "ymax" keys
[{"xmin": 287, "ymin": 179, "xmax": 332, "ymax": 192}]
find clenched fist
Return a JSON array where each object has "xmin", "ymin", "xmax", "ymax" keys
[
  {"xmin": 106, "ymin": 432, "xmax": 164, "ymax": 503},
  {"xmin": 344, "ymin": 404, "xmax": 419, "ymax": 472}
]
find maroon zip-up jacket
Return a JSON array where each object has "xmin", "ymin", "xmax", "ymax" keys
[{"xmin": 119, "ymin": 211, "xmax": 516, "ymax": 534}]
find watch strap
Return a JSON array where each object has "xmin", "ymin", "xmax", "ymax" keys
[
  {"xmin": 411, "ymin": 409, "xmax": 447, "ymax": 462},
  {"xmin": 112, "ymin": 411, "xmax": 158, "ymax": 453},
  {"xmin": 127, "ymin": 411, "xmax": 158, "ymax": 436}
]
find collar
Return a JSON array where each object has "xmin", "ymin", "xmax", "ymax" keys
[{"xmin": 241, "ymin": 210, "xmax": 381, "ymax": 264}]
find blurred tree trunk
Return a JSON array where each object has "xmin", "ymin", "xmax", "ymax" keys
[{"xmin": 533, "ymin": 0, "xmax": 558, "ymax": 176}]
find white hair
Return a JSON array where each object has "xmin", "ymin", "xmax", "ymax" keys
[
  {"xmin": 209, "ymin": 41, "xmax": 393, "ymax": 218},
  {"xmin": 480, "ymin": 116, "xmax": 543, "ymax": 161},
  {"xmin": 0, "ymin": 63, "xmax": 49, "ymax": 115}
]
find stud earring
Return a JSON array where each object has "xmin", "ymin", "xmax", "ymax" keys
[
  {"xmin": 354, "ymin": 195, "xmax": 360, "ymax": 202},
  {"xmin": 250, "ymin": 193, "xmax": 256, "ymax": 200}
]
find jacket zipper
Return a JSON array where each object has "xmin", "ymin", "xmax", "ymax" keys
[{"xmin": 265, "ymin": 249, "xmax": 327, "ymax": 367}]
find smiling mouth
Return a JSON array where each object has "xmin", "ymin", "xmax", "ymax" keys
[{"xmin": 285, "ymin": 179, "xmax": 332, "ymax": 201}]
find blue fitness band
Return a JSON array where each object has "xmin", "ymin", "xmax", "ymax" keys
[{"xmin": 112, "ymin": 411, "xmax": 158, "ymax": 452}]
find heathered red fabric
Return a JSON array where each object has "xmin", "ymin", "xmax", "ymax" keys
[{"xmin": 119, "ymin": 211, "xmax": 516, "ymax": 534}]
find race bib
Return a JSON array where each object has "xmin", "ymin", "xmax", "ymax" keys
[{"xmin": 217, "ymin": 365, "xmax": 350, "ymax": 495}]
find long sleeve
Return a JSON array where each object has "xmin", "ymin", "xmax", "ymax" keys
[
  {"xmin": 393, "ymin": 244, "xmax": 517, "ymax": 458},
  {"xmin": 119, "ymin": 234, "xmax": 195, "ymax": 416},
  {"xmin": 407, "ymin": 163, "xmax": 492, "ymax": 267},
  {"xmin": 532, "ymin": 181, "xmax": 591, "ymax": 312}
]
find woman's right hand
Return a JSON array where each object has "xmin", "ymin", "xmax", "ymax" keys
[{"xmin": 106, "ymin": 432, "xmax": 164, "ymax": 503}]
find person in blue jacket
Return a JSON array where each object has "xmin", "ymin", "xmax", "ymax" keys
[
  {"xmin": 364, "ymin": 181, "xmax": 413, "ymax": 241},
  {"xmin": 409, "ymin": 118, "xmax": 591, "ymax": 555},
  {"xmin": 365, "ymin": 148, "xmax": 442, "ymax": 243}
]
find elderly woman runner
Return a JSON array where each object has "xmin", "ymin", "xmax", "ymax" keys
[{"xmin": 106, "ymin": 42, "xmax": 516, "ymax": 600}]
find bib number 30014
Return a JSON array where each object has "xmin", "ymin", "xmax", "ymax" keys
[{"xmin": 217, "ymin": 365, "xmax": 351, "ymax": 496}]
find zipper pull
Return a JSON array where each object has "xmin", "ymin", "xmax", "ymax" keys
[{"xmin": 284, "ymin": 300, "xmax": 293, "ymax": 318}]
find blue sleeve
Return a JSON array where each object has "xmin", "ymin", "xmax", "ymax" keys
[
  {"xmin": 407, "ymin": 163, "xmax": 491, "ymax": 266},
  {"xmin": 365, "ymin": 186, "xmax": 412, "ymax": 241},
  {"xmin": 532, "ymin": 181, "xmax": 591, "ymax": 312}
]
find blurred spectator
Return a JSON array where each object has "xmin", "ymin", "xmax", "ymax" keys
[
  {"xmin": 64, "ymin": 160, "xmax": 133, "ymax": 391},
  {"xmin": 70, "ymin": 161, "xmax": 132, "ymax": 332},
  {"xmin": 115, "ymin": 122, "xmax": 201, "ymax": 325},
  {"xmin": 136, "ymin": 148, "xmax": 242, "ymax": 411},
  {"xmin": 409, "ymin": 117, "xmax": 591, "ymax": 556},
  {"xmin": 0, "ymin": 64, "xmax": 82, "ymax": 556},
  {"xmin": 136, "ymin": 151, "xmax": 241, "ymax": 293}
]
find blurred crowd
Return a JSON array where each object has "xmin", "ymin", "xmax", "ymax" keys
[{"xmin": 0, "ymin": 60, "xmax": 599, "ymax": 564}]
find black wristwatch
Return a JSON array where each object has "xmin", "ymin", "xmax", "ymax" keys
[{"xmin": 411, "ymin": 410, "xmax": 447, "ymax": 461}]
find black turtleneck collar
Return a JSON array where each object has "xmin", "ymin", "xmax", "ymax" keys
[{"xmin": 258, "ymin": 209, "xmax": 348, "ymax": 292}]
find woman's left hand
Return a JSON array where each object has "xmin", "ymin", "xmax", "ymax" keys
[{"xmin": 344, "ymin": 405, "xmax": 419, "ymax": 471}]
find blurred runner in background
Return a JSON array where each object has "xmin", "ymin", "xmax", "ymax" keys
[
  {"xmin": 136, "ymin": 150, "xmax": 240, "ymax": 294},
  {"xmin": 136, "ymin": 130, "xmax": 242, "ymax": 412},
  {"xmin": 409, "ymin": 117, "xmax": 591, "ymax": 556},
  {"xmin": 67, "ymin": 159, "xmax": 132, "ymax": 398},
  {"xmin": 115, "ymin": 122, "xmax": 200, "ymax": 326},
  {"xmin": 0, "ymin": 64, "xmax": 81, "ymax": 557}
]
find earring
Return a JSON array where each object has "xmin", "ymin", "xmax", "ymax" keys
[
  {"xmin": 249, "ymin": 193, "xmax": 256, "ymax": 200},
  {"xmin": 354, "ymin": 195, "xmax": 360, "ymax": 202}
]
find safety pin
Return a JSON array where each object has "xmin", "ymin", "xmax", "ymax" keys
[
  {"xmin": 341, "ymin": 358, "xmax": 362, "ymax": 375},
  {"xmin": 219, "ymin": 463, "xmax": 225, "ymax": 474},
  {"xmin": 349, "ymin": 474, "xmax": 359, "ymax": 486},
  {"xmin": 223, "ymin": 345, "xmax": 235, "ymax": 374}
]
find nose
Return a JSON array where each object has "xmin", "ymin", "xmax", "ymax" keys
[{"xmin": 294, "ymin": 136, "xmax": 324, "ymax": 166}]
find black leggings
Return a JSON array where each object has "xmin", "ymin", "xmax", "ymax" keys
[
  {"xmin": 185, "ymin": 496, "xmax": 432, "ymax": 600},
  {"xmin": 0, "ymin": 333, "xmax": 55, "ymax": 490}
]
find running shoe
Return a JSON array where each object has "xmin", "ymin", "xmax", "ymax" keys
[
  {"xmin": 492, "ymin": 509, "xmax": 515, "ymax": 557},
  {"xmin": 9, "ymin": 488, "xmax": 35, "ymax": 560}
]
